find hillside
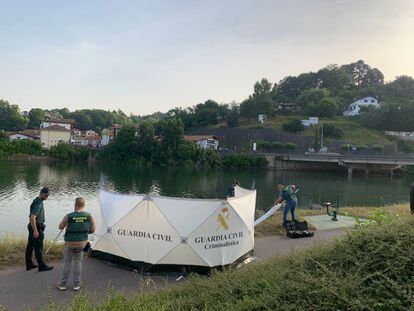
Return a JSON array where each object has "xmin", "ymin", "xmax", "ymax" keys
[{"xmin": 193, "ymin": 116, "xmax": 398, "ymax": 154}]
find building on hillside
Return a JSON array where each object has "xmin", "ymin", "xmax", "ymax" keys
[
  {"xmin": 385, "ymin": 131, "xmax": 414, "ymax": 141},
  {"xmin": 85, "ymin": 130, "xmax": 98, "ymax": 137},
  {"xmin": 6, "ymin": 129, "xmax": 40, "ymax": 141},
  {"xmin": 184, "ymin": 135, "xmax": 220, "ymax": 150},
  {"xmin": 258, "ymin": 114, "xmax": 267, "ymax": 124},
  {"xmin": 278, "ymin": 102, "xmax": 296, "ymax": 111},
  {"xmin": 301, "ymin": 117, "xmax": 319, "ymax": 127},
  {"xmin": 41, "ymin": 119, "xmax": 75, "ymax": 131},
  {"xmin": 72, "ymin": 128, "xmax": 82, "ymax": 136},
  {"xmin": 86, "ymin": 135, "xmax": 101, "ymax": 148},
  {"xmin": 40, "ymin": 125, "xmax": 71, "ymax": 149},
  {"xmin": 101, "ymin": 129, "xmax": 112, "ymax": 146},
  {"xmin": 112, "ymin": 124, "xmax": 123, "ymax": 137},
  {"xmin": 343, "ymin": 97, "xmax": 379, "ymax": 116}
]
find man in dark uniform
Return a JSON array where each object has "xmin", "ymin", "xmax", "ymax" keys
[
  {"xmin": 276, "ymin": 184, "xmax": 298, "ymax": 228},
  {"xmin": 25, "ymin": 187, "xmax": 54, "ymax": 271}
]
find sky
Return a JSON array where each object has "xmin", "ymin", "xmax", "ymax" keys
[{"xmin": 0, "ymin": 0, "xmax": 414, "ymax": 115}]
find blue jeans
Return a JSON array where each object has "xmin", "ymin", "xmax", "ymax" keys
[{"xmin": 282, "ymin": 200, "xmax": 297, "ymax": 228}]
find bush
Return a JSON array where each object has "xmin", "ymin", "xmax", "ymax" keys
[
  {"xmin": 222, "ymin": 153, "xmax": 267, "ymax": 169},
  {"xmin": 372, "ymin": 144, "xmax": 384, "ymax": 152},
  {"xmin": 356, "ymin": 144, "xmax": 369, "ymax": 150},
  {"xmin": 271, "ymin": 142, "xmax": 284, "ymax": 150},
  {"xmin": 256, "ymin": 141, "xmax": 271, "ymax": 151},
  {"xmin": 323, "ymin": 124, "xmax": 344, "ymax": 138},
  {"xmin": 0, "ymin": 139, "xmax": 42, "ymax": 157},
  {"xmin": 284, "ymin": 142, "xmax": 296, "ymax": 150},
  {"xmin": 341, "ymin": 144, "xmax": 351, "ymax": 151},
  {"xmin": 48, "ymin": 143, "xmax": 89, "ymax": 161},
  {"xmin": 282, "ymin": 119, "xmax": 304, "ymax": 133}
]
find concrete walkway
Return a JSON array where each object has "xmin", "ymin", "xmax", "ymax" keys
[{"xmin": 0, "ymin": 229, "xmax": 346, "ymax": 311}]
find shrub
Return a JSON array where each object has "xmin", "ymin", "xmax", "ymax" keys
[
  {"xmin": 356, "ymin": 144, "xmax": 369, "ymax": 150},
  {"xmin": 341, "ymin": 144, "xmax": 351, "ymax": 151},
  {"xmin": 284, "ymin": 142, "xmax": 296, "ymax": 150},
  {"xmin": 256, "ymin": 141, "xmax": 271, "ymax": 151},
  {"xmin": 271, "ymin": 142, "xmax": 284, "ymax": 150},
  {"xmin": 323, "ymin": 124, "xmax": 344, "ymax": 138},
  {"xmin": 222, "ymin": 153, "xmax": 267, "ymax": 169},
  {"xmin": 372, "ymin": 144, "xmax": 384, "ymax": 152},
  {"xmin": 282, "ymin": 119, "xmax": 304, "ymax": 133},
  {"xmin": 48, "ymin": 143, "xmax": 89, "ymax": 161}
]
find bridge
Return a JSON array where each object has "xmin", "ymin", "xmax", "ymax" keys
[{"xmin": 262, "ymin": 153, "xmax": 414, "ymax": 177}]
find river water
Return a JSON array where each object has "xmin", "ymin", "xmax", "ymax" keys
[{"xmin": 0, "ymin": 161, "xmax": 411, "ymax": 238}]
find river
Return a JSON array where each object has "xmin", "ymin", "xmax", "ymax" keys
[{"xmin": 0, "ymin": 161, "xmax": 412, "ymax": 238}]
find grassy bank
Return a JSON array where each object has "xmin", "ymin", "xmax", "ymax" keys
[
  {"xmin": 1, "ymin": 204, "xmax": 409, "ymax": 269},
  {"xmin": 254, "ymin": 202, "xmax": 411, "ymax": 236},
  {"xmin": 45, "ymin": 210, "xmax": 414, "ymax": 310},
  {"xmin": 0, "ymin": 235, "xmax": 63, "ymax": 269}
]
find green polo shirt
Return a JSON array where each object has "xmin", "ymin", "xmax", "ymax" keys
[{"xmin": 29, "ymin": 197, "xmax": 45, "ymax": 224}]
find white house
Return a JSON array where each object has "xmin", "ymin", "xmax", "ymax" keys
[
  {"xmin": 101, "ymin": 129, "xmax": 112, "ymax": 146},
  {"xmin": 184, "ymin": 135, "xmax": 220, "ymax": 150},
  {"xmin": 343, "ymin": 97, "xmax": 379, "ymax": 116},
  {"xmin": 301, "ymin": 117, "xmax": 319, "ymax": 127},
  {"xmin": 41, "ymin": 119, "xmax": 75, "ymax": 131},
  {"xmin": 7, "ymin": 130, "xmax": 40, "ymax": 141},
  {"xmin": 40, "ymin": 125, "xmax": 71, "ymax": 149}
]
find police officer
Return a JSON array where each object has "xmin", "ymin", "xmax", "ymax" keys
[
  {"xmin": 57, "ymin": 197, "xmax": 95, "ymax": 291},
  {"xmin": 25, "ymin": 187, "xmax": 54, "ymax": 271},
  {"xmin": 276, "ymin": 184, "xmax": 297, "ymax": 228},
  {"xmin": 227, "ymin": 180, "xmax": 240, "ymax": 197}
]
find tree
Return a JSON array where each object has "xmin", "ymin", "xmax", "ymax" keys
[
  {"xmin": 282, "ymin": 119, "xmax": 305, "ymax": 133},
  {"xmin": 27, "ymin": 108, "xmax": 45, "ymax": 129},
  {"xmin": 295, "ymin": 88, "xmax": 330, "ymax": 109},
  {"xmin": 341, "ymin": 60, "xmax": 384, "ymax": 87},
  {"xmin": 160, "ymin": 118, "xmax": 184, "ymax": 160},
  {"xmin": 305, "ymin": 97, "xmax": 339, "ymax": 118},
  {"xmin": 136, "ymin": 121, "xmax": 158, "ymax": 161},
  {"xmin": 226, "ymin": 104, "xmax": 239, "ymax": 127},
  {"xmin": 0, "ymin": 100, "xmax": 27, "ymax": 131}
]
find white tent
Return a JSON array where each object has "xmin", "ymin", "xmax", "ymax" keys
[{"xmin": 91, "ymin": 186, "xmax": 256, "ymax": 267}]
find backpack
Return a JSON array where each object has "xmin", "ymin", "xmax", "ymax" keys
[{"xmin": 285, "ymin": 220, "xmax": 314, "ymax": 239}]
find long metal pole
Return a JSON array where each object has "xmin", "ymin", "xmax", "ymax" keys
[{"xmin": 45, "ymin": 229, "xmax": 63, "ymax": 254}]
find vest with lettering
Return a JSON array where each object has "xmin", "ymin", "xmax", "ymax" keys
[
  {"xmin": 282, "ymin": 186, "xmax": 295, "ymax": 202},
  {"xmin": 64, "ymin": 211, "xmax": 91, "ymax": 242}
]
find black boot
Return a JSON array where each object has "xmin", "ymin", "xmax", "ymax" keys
[{"xmin": 38, "ymin": 264, "xmax": 54, "ymax": 272}]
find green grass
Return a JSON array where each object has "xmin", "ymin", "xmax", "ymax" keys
[
  {"xmin": 0, "ymin": 235, "xmax": 63, "ymax": 269},
  {"xmin": 254, "ymin": 203, "xmax": 411, "ymax": 236},
  {"xmin": 41, "ymin": 206, "xmax": 414, "ymax": 310},
  {"xmin": 237, "ymin": 116, "xmax": 392, "ymax": 146}
]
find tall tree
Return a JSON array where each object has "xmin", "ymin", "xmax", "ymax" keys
[
  {"xmin": 27, "ymin": 108, "xmax": 45, "ymax": 129},
  {"xmin": 0, "ymin": 100, "xmax": 27, "ymax": 131},
  {"xmin": 160, "ymin": 118, "xmax": 184, "ymax": 159}
]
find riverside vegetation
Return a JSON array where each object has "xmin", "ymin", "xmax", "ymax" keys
[{"xmin": 34, "ymin": 204, "xmax": 413, "ymax": 311}]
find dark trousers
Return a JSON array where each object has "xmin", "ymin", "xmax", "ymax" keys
[{"xmin": 25, "ymin": 223, "xmax": 46, "ymax": 268}]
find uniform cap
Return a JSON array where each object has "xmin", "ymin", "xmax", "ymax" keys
[{"xmin": 40, "ymin": 187, "xmax": 50, "ymax": 195}]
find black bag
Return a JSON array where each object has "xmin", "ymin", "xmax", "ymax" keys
[{"xmin": 285, "ymin": 220, "xmax": 314, "ymax": 239}]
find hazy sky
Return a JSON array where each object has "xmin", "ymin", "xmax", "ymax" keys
[{"xmin": 0, "ymin": 0, "xmax": 413, "ymax": 115}]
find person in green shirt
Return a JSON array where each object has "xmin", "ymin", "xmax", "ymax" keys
[
  {"xmin": 25, "ymin": 187, "xmax": 54, "ymax": 271},
  {"xmin": 57, "ymin": 197, "xmax": 95, "ymax": 291}
]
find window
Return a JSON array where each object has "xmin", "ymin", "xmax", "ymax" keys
[
  {"xmin": 371, "ymin": 99, "xmax": 375, "ymax": 103},
  {"xmin": 364, "ymin": 99, "xmax": 368, "ymax": 102}
]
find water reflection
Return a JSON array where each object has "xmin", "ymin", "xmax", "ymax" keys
[{"xmin": 0, "ymin": 161, "xmax": 412, "ymax": 237}]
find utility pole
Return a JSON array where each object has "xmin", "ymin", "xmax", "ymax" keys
[{"xmin": 320, "ymin": 123, "xmax": 324, "ymax": 150}]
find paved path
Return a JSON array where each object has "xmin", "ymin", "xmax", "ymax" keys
[{"xmin": 0, "ymin": 229, "xmax": 346, "ymax": 311}]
